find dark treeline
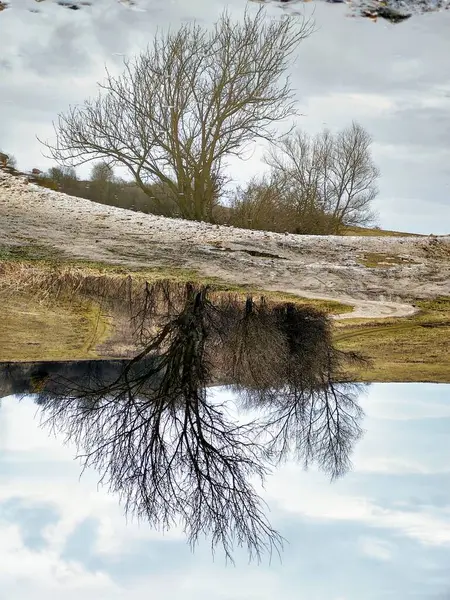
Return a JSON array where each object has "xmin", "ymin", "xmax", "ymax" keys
[
  {"xmin": 37, "ymin": 163, "xmax": 181, "ymax": 217},
  {"xmin": 0, "ymin": 153, "xmax": 178, "ymax": 216},
  {"xmin": 0, "ymin": 357, "xmax": 160, "ymax": 398}
]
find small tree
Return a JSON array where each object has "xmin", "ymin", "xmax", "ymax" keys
[
  {"xmin": 46, "ymin": 165, "xmax": 78, "ymax": 183},
  {"xmin": 90, "ymin": 160, "xmax": 115, "ymax": 183},
  {"xmin": 0, "ymin": 150, "xmax": 17, "ymax": 169},
  {"xmin": 39, "ymin": 7, "xmax": 313, "ymax": 222},
  {"xmin": 43, "ymin": 165, "xmax": 79, "ymax": 193},
  {"xmin": 229, "ymin": 174, "xmax": 289, "ymax": 232},
  {"xmin": 89, "ymin": 160, "xmax": 117, "ymax": 204},
  {"xmin": 265, "ymin": 122, "xmax": 380, "ymax": 233}
]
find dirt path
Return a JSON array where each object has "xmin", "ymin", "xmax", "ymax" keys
[
  {"xmin": 271, "ymin": 291, "xmax": 419, "ymax": 320},
  {"xmin": 1, "ymin": 171, "xmax": 449, "ymax": 320}
]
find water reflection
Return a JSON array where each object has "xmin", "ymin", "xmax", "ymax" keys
[
  {"xmin": 1, "ymin": 383, "xmax": 449, "ymax": 596},
  {"xmin": 1, "ymin": 283, "xmax": 366, "ymax": 561}
]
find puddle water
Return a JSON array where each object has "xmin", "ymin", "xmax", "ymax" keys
[{"xmin": 0, "ymin": 376, "xmax": 449, "ymax": 597}]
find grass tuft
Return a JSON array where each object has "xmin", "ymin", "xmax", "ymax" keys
[{"xmin": 358, "ymin": 252, "xmax": 419, "ymax": 268}]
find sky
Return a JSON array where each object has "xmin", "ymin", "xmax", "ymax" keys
[
  {"xmin": 0, "ymin": 383, "xmax": 450, "ymax": 599},
  {"xmin": 0, "ymin": 0, "xmax": 449, "ymax": 234}
]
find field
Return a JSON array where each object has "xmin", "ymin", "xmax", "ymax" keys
[
  {"xmin": 1, "ymin": 170, "xmax": 449, "ymax": 380},
  {"xmin": 334, "ymin": 297, "xmax": 450, "ymax": 382},
  {"xmin": 0, "ymin": 256, "xmax": 351, "ymax": 362}
]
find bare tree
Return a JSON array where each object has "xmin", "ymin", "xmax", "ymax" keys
[
  {"xmin": 230, "ymin": 301, "xmax": 366, "ymax": 479},
  {"xmin": 264, "ymin": 122, "xmax": 380, "ymax": 233},
  {"xmin": 244, "ymin": 380, "xmax": 365, "ymax": 480},
  {"xmin": 229, "ymin": 168, "xmax": 337, "ymax": 234},
  {"xmin": 39, "ymin": 7, "xmax": 313, "ymax": 221},
  {"xmin": 47, "ymin": 164, "xmax": 77, "ymax": 182},
  {"xmin": 0, "ymin": 150, "xmax": 17, "ymax": 169},
  {"xmin": 90, "ymin": 160, "xmax": 115, "ymax": 183},
  {"xmin": 219, "ymin": 296, "xmax": 289, "ymax": 390},
  {"xmin": 229, "ymin": 173, "xmax": 287, "ymax": 232},
  {"xmin": 88, "ymin": 160, "xmax": 117, "ymax": 205},
  {"xmin": 43, "ymin": 165, "xmax": 79, "ymax": 192}
]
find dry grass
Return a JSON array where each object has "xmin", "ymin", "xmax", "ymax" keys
[
  {"xmin": 357, "ymin": 252, "xmax": 419, "ymax": 268},
  {"xmin": 334, "ymin": 297, "xmax": 450, "ymax": 382},
  {"xmin": 0, "ymin": 247, "xmax": 352, "ymax": 313},
  {"xmin": 0, "ymin": 258, "xmax": 351, "ymax": 362},
  {"xmin": 0, "ymin": 293, "xmax": 111, "ymax": 362},
  {"xmin": 341, "ymin": 225, "xmax": 421, "ymax": 237}
]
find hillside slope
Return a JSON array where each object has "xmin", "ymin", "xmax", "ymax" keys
[{"xmin": 1, "ymin": 170, "xmax": 449, "ymax": 319}]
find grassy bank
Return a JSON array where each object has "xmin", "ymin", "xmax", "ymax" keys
[
  {"xmin": 0, "ymin": 247, "xmax": 351, "ymax": 362},
  {"xmin": 1, "ymin": 293, "xmax": 111, "ymax": 362},
  {"xmin": 0, "ymin": 243, "xmax": 352, "ymax": 312},
  {"xmin": 341, "ymin": 225, "xmax": 421, "ymax": 237},
  {"xmin": 2, "ymin": 243, "xmax": 448, "ymax": 382},
  {"xmin": 334, "ymin": 297, "xmax": 450, "ymax": 382}
]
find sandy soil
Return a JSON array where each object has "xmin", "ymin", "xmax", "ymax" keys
[{"xmin": 1, "ymin": 171, "xmax": 449, "ymax": 319}]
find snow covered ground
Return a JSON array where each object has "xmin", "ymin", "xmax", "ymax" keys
[{"xmin": 1, "ymin": 170, "xmax": 449, "ymax": 319}]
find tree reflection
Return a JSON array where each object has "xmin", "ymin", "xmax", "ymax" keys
[
  {"xmin": 26, "ymin": 281, "xmax": 367, "ymax": 562},
  {"xmin": 231, "ymin": 301, "xmax": 365, "ymax": 479}
]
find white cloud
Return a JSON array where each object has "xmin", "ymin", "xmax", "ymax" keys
[
  {"xmin": 0, "ymin": 521, "xmax": 117, "ymax": 593},
  {"xmin": 361, "ymin": 384, "xmax": 450, "ymax": 421},
  {"xmin": 0, "ymin": 397, "xmax": 186, "ymax": 561},
  {"xmin": 347, "ymin": 385, "xmax": 450, "ymax": 475},
  {"xmin": 372, "ymin": 142, "xmax": 450, "ymax": 164},
  {"xmin": 353, "ymin": 456, "xmax": 450, "ymax": 475},
  {"xmin": 266, "ymin": 463, "xmax": 450, "ymax": 547},
  {"xmin": 0, "ymin": 396, "xmax": 74, "ymax": 458},
  {"xmin": 1, "ymin": 384, "xmax": 450, "ymax": 598},
  {"xmin": 318, "ymin": 92, "xmax": 397, "ymax": 117},
  {"xmin": 358, "ymin": 537, "xmax": 394, "ymax": 561}
]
